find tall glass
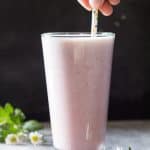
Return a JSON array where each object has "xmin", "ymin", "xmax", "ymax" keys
[{"xmin": 41, "ymin": 33, "xmax": 115, "ymax": 150}]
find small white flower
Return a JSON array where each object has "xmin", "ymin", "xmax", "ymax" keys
[
  {"xmin": 29, "ymin": 131, "xmax": 43, "ymax": 145},
  {"xmin": 17, "ymin": 132, "xmax": 28, "ymax": 144},
  {"xmin": 5, "ymin": 134, "xmax": 19, "ymax": 145}
]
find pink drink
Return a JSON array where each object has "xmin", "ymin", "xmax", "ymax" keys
[{"xmin": 41, "ymin": 33, "xmax": 115, "ymax": 150}]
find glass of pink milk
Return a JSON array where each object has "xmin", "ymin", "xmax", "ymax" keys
[{"xmin": 41, "ymin": 32, "xmax": 115, "ymax": 150}]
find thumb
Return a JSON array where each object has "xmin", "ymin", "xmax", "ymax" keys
[{"xmin": 89, "ymin": 0, "xmax": 104, "ymax": 9}]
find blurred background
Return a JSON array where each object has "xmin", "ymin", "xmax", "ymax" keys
[{"xmin": 0, "ymin": 0, "xmax": 149, "ymax": 121}]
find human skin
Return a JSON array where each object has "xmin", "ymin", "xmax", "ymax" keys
[{"xmin": 77, "ymin": 0, "xmax": 120, "ymax": 16}]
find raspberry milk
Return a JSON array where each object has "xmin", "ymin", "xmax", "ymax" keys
[{"xmin": 41, "ymin": 33, "xmax": 115, "ymax": 150}]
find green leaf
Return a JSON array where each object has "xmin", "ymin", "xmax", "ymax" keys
[
  {"xmin": 0, "ymin": 106, "xmax": 5, "ymax": 117},
  {"xmin": 23, "ymin": 120, "xmax": 43, "ymax": 132},
  {"xmin": 0, "ymin": 128, "xmax": 5, "ymax": 142},
  {"xmin": 14, "ymin": 108, "xmax": 26, "ymax": 121},
  {"xmin": 0, "ymin": 106, "xmax": 12, "ymax": 125},
  {"xmin": 0, "ymin": 125, "xmax": 13, "ymax": 142},
  {"xmin": 4, "ymin": 103, "xmax": 14, "ymax": 115}
]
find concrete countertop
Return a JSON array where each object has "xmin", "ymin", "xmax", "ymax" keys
[{"xmin": 0, "ymin": 121, "xmax": 150, "ymax": 150}]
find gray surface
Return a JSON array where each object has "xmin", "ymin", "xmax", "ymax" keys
[
  {"xmin": 106, "ymin": 121, "xmax": 150, "ymax": 149},
  {"xmin": 0, "ymin": 121, "xmax": 150, "ymax": 150}
]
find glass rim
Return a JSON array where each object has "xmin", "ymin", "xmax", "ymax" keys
[{"xmin": 41, "ymin": 32, "xmax": 115, "ymax": 38}]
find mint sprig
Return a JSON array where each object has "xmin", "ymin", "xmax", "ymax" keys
[{"xmin": 0, "ymin": 103, "xmax": 43, "ymax": 142}]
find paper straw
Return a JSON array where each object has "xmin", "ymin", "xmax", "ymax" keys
[{"xmin": 91, "ymin": 9, "xmax": 98, "ymax": 36}]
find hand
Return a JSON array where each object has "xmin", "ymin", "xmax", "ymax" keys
[{"xmin": 77, "ymin": 0, "xmax": 120, "ymax": 16}]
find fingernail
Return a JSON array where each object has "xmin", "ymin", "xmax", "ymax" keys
[
  {"xmin": 89, "ymin": 0, "xmax": 104, "ymax": 9},
  {"xmin": 77, "ymin": 0, "xmax": 92, "ymax": 11}
]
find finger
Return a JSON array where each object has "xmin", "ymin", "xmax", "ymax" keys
[
  {"xmin": 99, "ymin": 1, "xmax": 113, "ymax": 16},
  {"xmin": 77, "ymin": 0, "xmax": 92, "ymax": 11},
  {"xmin": 108, "ymin": 0, "xmax": 120, "ymax": 6},
  {"xmin": 89, "ymin": 0, "xmax": 104, "ymax": 9}
]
